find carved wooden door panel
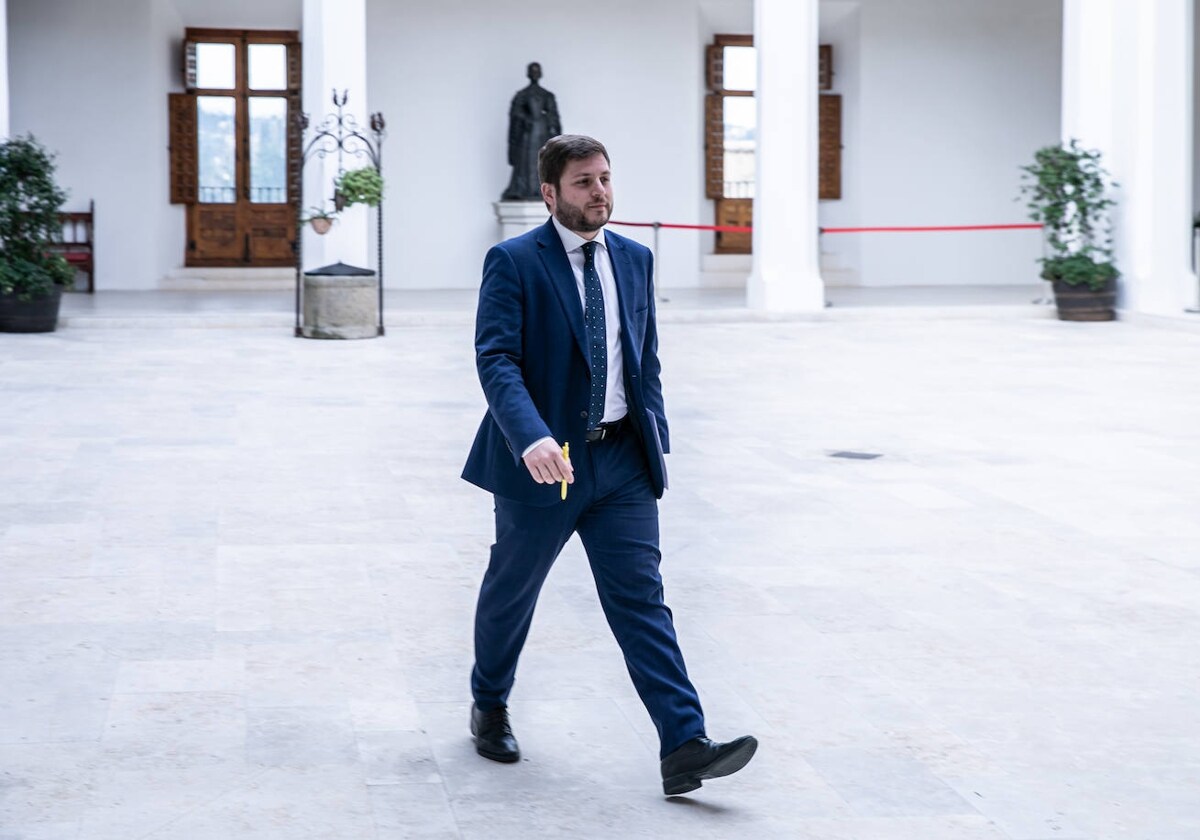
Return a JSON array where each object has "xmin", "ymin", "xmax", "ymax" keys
[
  {"xmin": 169, "ymin": 30, "xmax": 300, "ymax": 267},
  {"xmin": 715, "ymin": 199, "xmax": 752, "ymax": 254},
  {"xmin": 191, "ymin": 206, "xmax": 242, "ymax": 264}
]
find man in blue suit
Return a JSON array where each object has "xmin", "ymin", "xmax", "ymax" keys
[{"xmin": 463, "ymin": 135, "xmax": 756, "ymax": 795}]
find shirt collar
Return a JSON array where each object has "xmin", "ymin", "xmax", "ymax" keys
[{"xmin": 551, "ymin": 215, "xmax": 607, "ymax": 254}]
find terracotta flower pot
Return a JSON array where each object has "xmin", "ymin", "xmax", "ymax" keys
[{"xmin": 310, "ymin": 217, "xmax": 333, "ymax": 235}]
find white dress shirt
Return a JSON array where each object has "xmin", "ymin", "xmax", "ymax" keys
[{"xmin": 521, "ymin": 218, "xmax": 627, "ymax": 458}]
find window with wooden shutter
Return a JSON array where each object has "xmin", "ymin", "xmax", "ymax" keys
[
  {"xmin": 704, "ymin": 36, "xmax": 842, "ymax": 253},
  {"xmin": 168, "ymin": 93, "xmax": 198, "ymax": 204},
  {"xmin": 168, "ymin": 29, "xmax": 300, "ymax": 267},
  {"xmin": 705, "ymin": 35, "xmax": 754, "ymax": 253}
]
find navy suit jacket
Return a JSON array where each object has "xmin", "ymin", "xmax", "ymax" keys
[{"xmin": 462, "ymin": 218, "xmax": 669, "ymax": 507}]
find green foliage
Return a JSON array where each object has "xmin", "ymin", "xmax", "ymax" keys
[
  {"xmin": 334, "ymin": 166, "xmax": 384, "ymax": 208},
  {"xmin": 1019, "ymin": 139, "xmax": 1118, "ymax": 291},
  {"xmin": 1041, "ymin": 254, "xmax": 1119, "ymax": 286},
  {"xmin": 0, "ymin": 135, "xmax": 73, "ymax": 300}
]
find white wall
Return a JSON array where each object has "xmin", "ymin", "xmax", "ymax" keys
[
  {"xmin": 8, "ymin": 0, "xmax": 299, "ymax": 290},
  {"xmin": 851, "ymin": 0, "xmax": 1062, "ymax": 286},
  {"xmin": 1194, "ymin": 0, "xmax": 1200, "ymax": 223},
  {"xmin": 171, "ymin": 0, "xmax": 300, "ymax": 31},
  {"xmin": 10, "ymin": 0, "xmax": 166, "ymax": 290},
  {"xmin": 366, "ymin": 0, "xmax": 703, "ymax": 291},
  {"xmin": 9, "ymin": 0, "xmax": 1062, "ymax": 291},
  {"xmin": 14, "ymin": 0, "xmax": 699, "ymax": 291},
  {"xmin": 696, "ymin": 0, "xmax": 1059, "ymax": 289},
  {"xmin": 0, "ymin": 0, "xmax": 9, "ymax": 138},
  {"xmin": 817, "ymin": 1, "xmax": 862, "ymax": 285}
]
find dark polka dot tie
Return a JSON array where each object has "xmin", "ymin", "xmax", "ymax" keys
[{"xmin": 581, "ymin": 240, "xmax": 606, "ymax": 430}]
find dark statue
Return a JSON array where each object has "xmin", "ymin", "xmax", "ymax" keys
[{"xmin": 501, "ymin": 62, "xmax": 562, "ymax": 201}]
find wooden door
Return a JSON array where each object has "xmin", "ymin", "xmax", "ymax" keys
[{"xmin": 169, "ymin": 29, "xmax": 300, "ymax": 267}]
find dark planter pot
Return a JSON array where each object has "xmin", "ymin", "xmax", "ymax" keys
[
  {"xmin": 0, "ymin": 285, "xmax": 64, "ymax": 333},
  {"xmin": 1048, "ymin": 276, "xmax": 1117, "ymax": 322}
]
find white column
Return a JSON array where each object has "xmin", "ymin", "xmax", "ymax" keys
[
  {"xmin": 0, "ymin": 0, "xmax": 10, "ymax": 139},
  {"xmin": 1125, "ymin": 0, "xmax": 1196, "ymax": 313},
  {"xmin": 302, "ymin": 0, "xmax": 371, "ymax": 272},
  {"xmin": 1061, "ymin": 0, "xmax": 1117, "ymax": 154},
  {"xmin": 1061, "ymin": 0, "xmax": 1197, "ymax": 315},
  {"xmin": 747, "ymin": 0, "xmax": 825, "ymax": 312}
]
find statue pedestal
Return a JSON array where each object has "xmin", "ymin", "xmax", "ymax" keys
[{"xmin": 493, "ymin": 200, "xmax": 548, "ymax": 242}]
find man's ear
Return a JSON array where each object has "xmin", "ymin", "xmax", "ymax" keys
[{"xmin": 540, "ymin": 182, "xmax": 555, "ymax": 212}]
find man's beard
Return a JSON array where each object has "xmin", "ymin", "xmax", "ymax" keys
[{"xmin": 554, "ymin": 197, "xmax": 611, "ymax": 233}]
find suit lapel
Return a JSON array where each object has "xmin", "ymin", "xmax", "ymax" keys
[
  {"xmin": 606, "ymin": 233, "xmax": 640, "ymax": 370},
  {"xmin": 535, "ymin": 220, "xmax": 589, "ymax": 363}
]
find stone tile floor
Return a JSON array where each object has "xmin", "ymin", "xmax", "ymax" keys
[
  {"xmin": 2, "ymin": 309, "xmax": 1200, "ymax": 838},
  {"xmin": 56, "ymin": 285, "xmax": 1057, "ymax": 329}
]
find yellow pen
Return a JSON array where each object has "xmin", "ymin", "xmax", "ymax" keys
[{"xmin": 561, "ymin": 442, "xmax": 570, "ymax": 500}]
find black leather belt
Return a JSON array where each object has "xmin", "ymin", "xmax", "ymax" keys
[{"xmin": 585, "ymin": 417, "xmax": 626, "ymax": 443}]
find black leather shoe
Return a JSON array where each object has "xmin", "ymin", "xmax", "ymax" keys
[
  {"xmin": 660, "ymin": 735, "xmax": 758, "ymax": 795},
  {"xmin": 470, "ymin": 703, "xmax": 520, "ymax": 763}
]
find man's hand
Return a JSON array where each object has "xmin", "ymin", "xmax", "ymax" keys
[{"xmin": 523, "ymin": 439, "xmax": 574, "ymax": 485}]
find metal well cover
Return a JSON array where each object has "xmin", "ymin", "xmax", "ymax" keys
[{"xmin": 305, "ymin": 261, "xmax": 375, "ymax": 276}]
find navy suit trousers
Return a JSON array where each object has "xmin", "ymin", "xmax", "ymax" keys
[{"xmin": 470, "ymin": 428, "xmax": 705, "ymax": 758}]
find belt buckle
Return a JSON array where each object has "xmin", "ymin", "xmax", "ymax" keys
[{"xmin": 586, "ymin": 418, "xmax": 622, "ymax": 443}]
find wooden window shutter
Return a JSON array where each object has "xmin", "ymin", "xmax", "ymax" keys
[
  {"xmin": 819, "ymin": 94, "xmax": 842, "ymax": 200},
  {"xmin": 287, "ymin": 92, "xmax": 302, "ymax": 210},
  {"xmin": 168, "ymin": 93, "xmax": 198, "ymax": 204},
  {"xmin": 287, "ymin": 41, "xmax": 302, "ymax": 91},
  {"xmin": 705, "ymin": 94, "xmax": 724, "ymax": 199},
  {"xmin": 287, "ymin": 43, "xmax": 302, "ymax": 211},
  {"xmin": 183, "ymin": 40, "xmax": 198, "ymax": 90},
  {"xmin": 706, "ymin": 44, "xmax": 724, "ymax": 91},
  {"xmin": 819, "ymin": 45, "xmax": 833, "ymax": 91}
]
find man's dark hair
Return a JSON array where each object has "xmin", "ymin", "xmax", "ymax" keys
[{"xmin": 537, "ymin": 134, "xmax": 610, "ymax": 190}]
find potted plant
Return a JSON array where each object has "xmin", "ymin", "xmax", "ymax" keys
[
  {"xmin": 303, "ymin": 206, "xmax": 337, "ymax": 235},
  {"xmin": 333, "ymin": 165, "xmax": 383, "ymax": 211},
  {"xmin": 1019, "ymin": 139, "xmax": 1119, "ymax": 321},
  {"xmin": 0, "ymin": 135, "xmax": 74, "ymax": 332}
]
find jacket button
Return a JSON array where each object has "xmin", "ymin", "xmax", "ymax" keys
[{"xmin": 579, "ymin": 410, "xmax": 588, "ymax": 419}]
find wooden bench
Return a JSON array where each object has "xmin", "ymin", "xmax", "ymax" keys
[{"xmin": 49, "ymin": 200, "xmax": 94, "ymax": 293}]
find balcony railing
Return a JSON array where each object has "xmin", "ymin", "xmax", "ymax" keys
[
  {"xmin": 198, "ymin": 186, "xmax": 288, "ymax": 203},
  {"xmin": 724, "ymin": 180, "xmax": 755, "ymax": 199}
]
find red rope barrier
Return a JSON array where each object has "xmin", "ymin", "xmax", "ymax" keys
[
  {"xmin": 821, "ymin": 223, "xmax": 1043, "ymax": 234},
  {"xmin": 609, "ymin": 220, "xmax": 1042, "ymax": 234},
  {"xmin": 609, "ymin": 220, "xmax": 752, "ymax": 233}
]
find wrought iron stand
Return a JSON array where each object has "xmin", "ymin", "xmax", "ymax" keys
[{"xmin": 294, "ymin": 90, "xmax": 387, "ymax": 336}]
